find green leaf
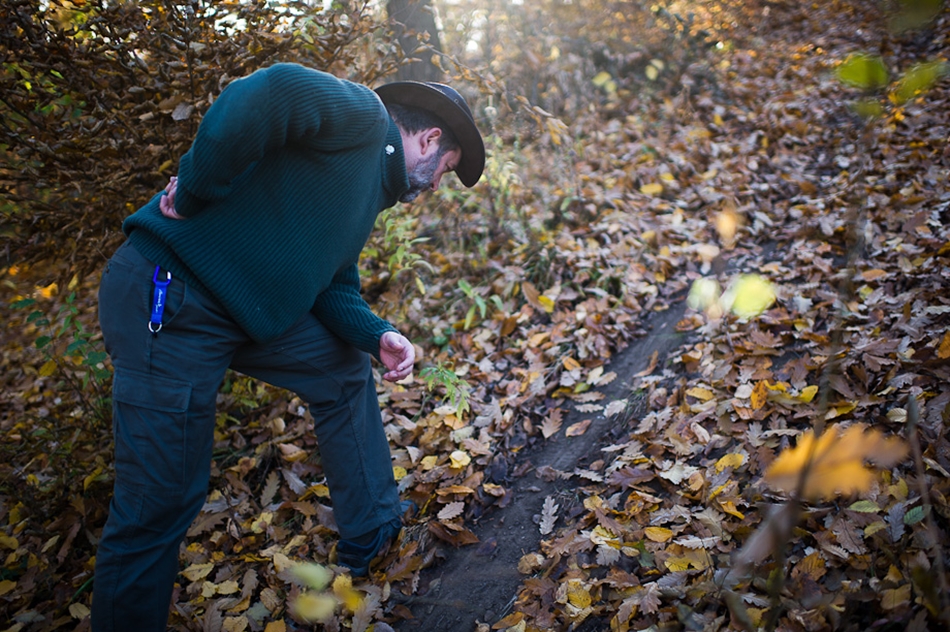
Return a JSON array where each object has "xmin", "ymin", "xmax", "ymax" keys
[
  {"xmin": 35, "ymin": 335, "xmax": 52, "ymax": 349},
  {"xmin": 87, "ymin": 351, "xmax": 110, "ymax": 368},
  {"xmin": 848, "ymin": 500, "xmax": 880, "ymax": 513},
  {"xmin": 893, "ymin": 61, "xmax": 948, "ymax": 104},
  {"xmin": 9, "ymin": 298, "xmax": 36, "ymax": 309},
  {"xmin": 903, "ymin": 505, "xmax": 928, "ymax": 525},
  {"xmin": 889, "ymin": 0, "xmax": 943, "ymax": 32},
  {"xmin": 836, "ymin": 54, "xmax": 889, "ymax": 90},
  {"xmin": 851, "ymin": 98, "xmax": 884, "ymax": 120}
]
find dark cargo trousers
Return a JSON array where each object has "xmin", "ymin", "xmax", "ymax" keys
[{"xmin": 91, "ymin": 241, "xmax": 401, "ymax": 631}]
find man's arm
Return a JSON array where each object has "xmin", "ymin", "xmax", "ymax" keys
[{"xmin": 311, "ymin": 265, "xmax": 415, "ymax": 380}]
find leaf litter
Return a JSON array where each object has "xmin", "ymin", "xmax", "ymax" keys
[{"xmin": 1, "ymin": 0, "xmax": 949, "ymax": 630}]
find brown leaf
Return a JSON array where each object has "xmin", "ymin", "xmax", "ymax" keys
[{"xmin": 565, "ymin": 419, "xmax": 593, "ymax": 437}]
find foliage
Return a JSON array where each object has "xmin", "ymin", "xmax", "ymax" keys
[
  {"xmin": 0, "ymin": 0, "xmax": 403, "ymax": 277},
  {"xmin": 1, "ymin": 0, "xmax": 950, "ymax": 629}
]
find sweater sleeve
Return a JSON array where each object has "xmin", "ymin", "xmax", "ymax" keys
[
  {"xmin": 311, "ymin": 264, "xmax": 398, "ymax": 360},
  {"xmin": 174, "ymin": 63, "xmax": 388, "ymax": 217}
]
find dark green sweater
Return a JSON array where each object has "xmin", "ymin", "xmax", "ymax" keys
[{"xmin": 125, "ymin": 63, "xmax": 410, "ymax": 356}]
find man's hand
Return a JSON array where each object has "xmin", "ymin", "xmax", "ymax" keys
[
  {"xmin": 160, "ymin": 176, "xmax": 184, "ymax": 220},
  {"xmin": 379, "ymin": 331, "xmax": 415, "ymax": 382}
]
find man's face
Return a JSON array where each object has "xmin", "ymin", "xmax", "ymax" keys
[
  {"xmin": 400, "ymin": 147, "xmax": 455, "ymax": 202},
  {"xmin": 400, "ymin": 129, "xmax": 462, "ymax": 203}
]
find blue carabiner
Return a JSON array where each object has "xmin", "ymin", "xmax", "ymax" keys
[{"xmin": 149, "ymin": 265, "xmax": 172, "ymax": 333}]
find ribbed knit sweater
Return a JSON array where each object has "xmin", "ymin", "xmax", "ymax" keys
[{"xmin": 124, "ymin": 63, "xmax": 410, "ymax": 357}]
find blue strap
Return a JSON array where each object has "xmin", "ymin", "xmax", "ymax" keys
[{"xmin": 149, "ymin": 266, "xmax": 172, "ymax": 333}]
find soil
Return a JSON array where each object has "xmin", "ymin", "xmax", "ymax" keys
[{"xmin": 393, "ymin": 298, "xmax": 691, "ymax": 632}]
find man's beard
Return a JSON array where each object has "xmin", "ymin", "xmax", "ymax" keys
[{"xmin": 399, "ymin": 149, "xmax": 444, "ymax": 203}]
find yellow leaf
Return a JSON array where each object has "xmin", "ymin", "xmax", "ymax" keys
[
  {"xmin": 278, "ymin": 443, "xmax": 307, "ymax": 462},
  {"xmin": 764, "ymin": 424, "xmax": 909, "ymax": 501},
  {"xmin": 592, "ymin": 71, "xmax": 613, "ymax": 87},
  {"xmin": 881, "ymin": 584, "xmax": 911, "ymax": 610},
  {"xmin": 36, "ymin": 282, "xmax": 58, "ymax": 298},
  {"xmin": 727, "ymin": 274, "xmax": 776, "ymax": 318},
  {"xmin": 686, "ymin": 387, "xmax": 714, "ymax": 402},
  {"xmin": 640, "ymin": 182, "xmax": 663, "ymax": 196},
  {"xmin": 0, "ymin": 579, "xmax": 15, "ymax": 597},
  {"xmin": 864, "ymin": 521, "xmax": 887, "ymax": 537},
  {"xmin": 644, "ymin": 527, "xmax": 673, "ymax": 542},
  {"xmin": 563, "ymin": 357, "xmax": 581, "ymax": 371},
  {"xmin": 665, "ymin": 557, "xmax": 692, "ymax": 572},
  {"xmin": 420, "ymin": 455, "xmax": 439, "ymax": 470},
  {"xmin": 264, "ymin": 622, "xmax": 286, "ymax": 632},
  {"xmin": 332, "ymin": 574, "xmax": 363, "ymax": 612},
  {"xmin": 719, "ymin": 500, "xmax": 745, "ymax": 519},
  {"xmin": 750, "ymin": 380, "xmax": 769, "ymax": 410},
  {"xmin": 715, "ymin": 207, "xmax": 739, "ymax": 245},
  {"xmin": 307, "ymin": 483, "xmax": 330, "ymax": 498},
  {"xmin": 0, "ymin": 534, "xmax": 19, "ymax": 550},
  {"xmin": 223, "ymin": 616, "xmax": 248, "ymax": 632},
  {"xmin": 83, "ymin": 466, "xmax": 104, "ymax": 491},
  {"xmin": 393, "ymin": 466, "xmax": 407, "ymax": 481},
  {"xmin": 538, "ymin": 295, "xmax": 555, "ymax": 313},
  {"xmin": 566, "ymin": 580, "xmax": 592, "ymax": 608},
  {"xmin": 69, "ymin": 603, "xmax": 90, "ymax": 620},
  {"xmin": 799, "ymin": 385, "xmax": 819, "ymax": 403},
  {"xmin": 250, "ymin": 511, "xmax": 273, "ymax": 534},
  {"xmin": 436, "ymin": 485, "xmax": 476, "ymax": 496},
  {"xmin": 794, "ymin": 551, "xmax": 826, "ymax": 581},
  {"xmin": 181, "ymin": 562, "xmax": 215, "ymax": 582},
  {"xmin": 39, "ymin": 359, "xmax": 58, "ymax": 377},
  {"xmin": 293, "ymin": 592, "xmax": 337, "ymax": 622},
  {"xmin": 217, "ymin": 580, "xmax": 240, "ymax": 594},
  {"xmin": 449, "ymin": 450, "xmax": 471, "ymax": 469},
  {"xmin": 715, "ymin": 453, "xmax": 745, "ymax": 472}
]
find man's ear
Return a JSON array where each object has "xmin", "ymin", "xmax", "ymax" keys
[{"xmin": 419, "ymin": 127, "xmax": 443, "ymax": 156}]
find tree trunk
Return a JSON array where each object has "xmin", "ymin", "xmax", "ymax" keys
[{"xmin": 386, "ymin": 0, "xmax": 444, "ymax": 82}]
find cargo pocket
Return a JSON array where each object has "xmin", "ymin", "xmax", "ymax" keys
[{"xmin": 112, "ymin": 368, "xmax": 193, "ymax": 493}]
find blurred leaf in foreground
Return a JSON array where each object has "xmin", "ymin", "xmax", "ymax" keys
[
  {"xmin": 723, "ymin": 274, "xmax": 776, "ymax": 319},
  {"xmin": 836, "ymin": 54, "xmax": 889, "ymax": 90},
  {"xmin": 893, "ymin": 61, "xmax": 948, "ymax": 104},
  {"xmin": 764, "ymin": 423, "xmax": 908, "ymax": 501}
]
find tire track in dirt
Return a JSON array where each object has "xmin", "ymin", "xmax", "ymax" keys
[{"xmin": 394, "ymin": 298, "xmax": 690, "ymax": 632}]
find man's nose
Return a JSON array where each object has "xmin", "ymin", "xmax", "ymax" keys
[{"xmin": 430, "ymin": 173, "xmax": 443, "ymax": 191}]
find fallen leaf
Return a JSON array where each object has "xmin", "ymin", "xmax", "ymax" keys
[{"xmin": 565, "ymin": 419, "xmax": 593, "ymax": 437}]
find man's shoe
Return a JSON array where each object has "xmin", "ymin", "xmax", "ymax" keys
[{"xmin": 337, "ymin": 501, "xmax": 414, "ymax": 577}]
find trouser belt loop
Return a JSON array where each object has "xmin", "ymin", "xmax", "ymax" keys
[{"xmin": 149, "ymin": 265, "xmax": 172, "ymax": 333}]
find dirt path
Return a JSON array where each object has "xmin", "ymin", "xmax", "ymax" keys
[{"xmin": 394, "ymin": 298, "xmax": 690, "ymax": 631}]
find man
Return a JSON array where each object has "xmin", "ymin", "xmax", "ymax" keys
[{"xmin": 92, "ymin": 62, "xmax": 484, "ymax": 631}]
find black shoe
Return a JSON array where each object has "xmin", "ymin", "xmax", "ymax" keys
[{"xmin": 337, "ymin": 501, "xmax": 414, "ymax": 577}]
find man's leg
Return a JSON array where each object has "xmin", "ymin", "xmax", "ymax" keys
[
  {"xmin": 92, "ymin": 242, "xmax": 244, "ymax": 632},
  {"xmin": 230, "ymin": 313, "xmax": 401, "ymax": 541}
]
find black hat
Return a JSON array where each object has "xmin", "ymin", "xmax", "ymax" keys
[{"xmin": 375, "ymin": 81, "xmax": 485, "ymax": 187}]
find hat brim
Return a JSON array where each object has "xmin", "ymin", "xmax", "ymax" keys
[{"xmin": 375, "ymin": 82, "xmax": 485, "ymax": 187}]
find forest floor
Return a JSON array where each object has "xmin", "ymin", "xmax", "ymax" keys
[
  {"xmin": 386, "ymin": 3, "xmax": 950, "ymax": 631},
  {"xmin": 2, "ymin": 0, "xmax": 950, "ymax": 631},
  {"xmin": 391, "ymin": 299, "xmax": 691, "ymax": 631}
]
